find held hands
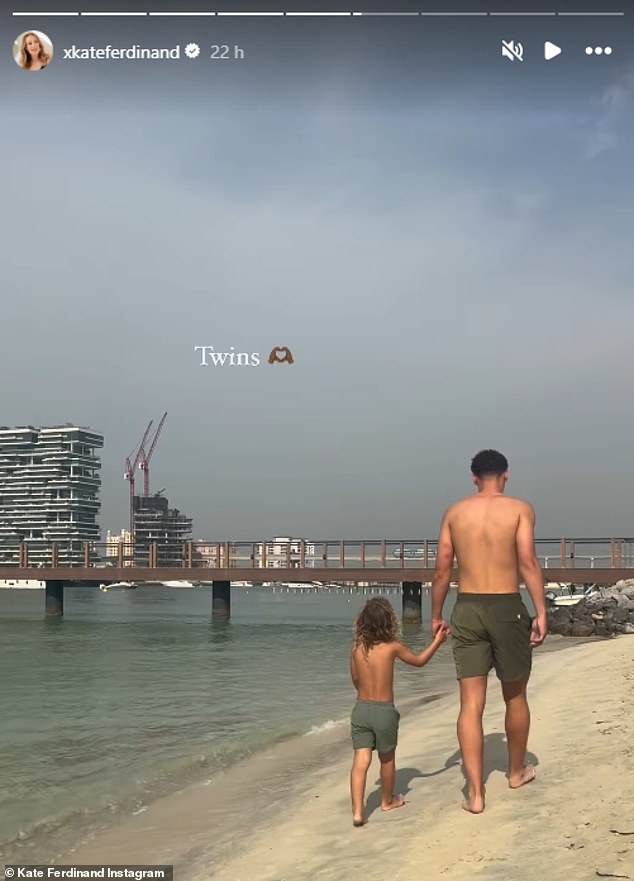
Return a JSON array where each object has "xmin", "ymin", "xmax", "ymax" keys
[
  {"xmin": 433, "ymin": 621, "xmax": 451, "ymax": 643},
  {"xmin": 432, "ymin": 618, "xmax": 450, "ymax": 639}
]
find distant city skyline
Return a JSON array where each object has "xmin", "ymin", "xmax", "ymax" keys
[{"xmin": 2, "ymin": 11, "xmax": 633, "ymax": 539}]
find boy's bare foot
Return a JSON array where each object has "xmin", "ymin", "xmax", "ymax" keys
[
  {"xmin": 508, "ymin": 765, "xmax": 536, "ymax": 789},
  {"xmin": 352, "ymin": 818, "xmax": 367, "ymax": 827},
  {"xmin": 381, "ymin": 794, "xmax": 406, "ymax": 812},
  {"xmin": 461, "ymin": 790, "xmax": 485, "ymax": 814}
]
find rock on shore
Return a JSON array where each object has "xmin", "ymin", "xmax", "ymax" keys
[{"xmin": 547, "ymin": 579, "xmax": 634, "ymax": 637}]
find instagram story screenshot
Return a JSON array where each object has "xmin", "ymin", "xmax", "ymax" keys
[{"xmin": 1, "ymin": 0, "xmax": 633, "ymax": 879}]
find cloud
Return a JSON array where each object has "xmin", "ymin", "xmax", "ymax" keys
[
  {"xmin": 585, "ymin": 66, "xmax": 634, "ymax": 159},
  {"xmin": 601, "ymin": 68, "xmax": 634, "ymax": 112}
]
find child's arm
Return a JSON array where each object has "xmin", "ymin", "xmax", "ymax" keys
[
  {"xmin": 350, "ymin": 649, "xmax": 360, "ymax": 690},
  {"xmin": 393, "ymin": 626, "xmax": 449, "ymax": 668}
]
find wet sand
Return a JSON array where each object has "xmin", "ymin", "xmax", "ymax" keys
[{"xmin": 67, "ymin": 636, "xmax": 633, "ymax": 880}]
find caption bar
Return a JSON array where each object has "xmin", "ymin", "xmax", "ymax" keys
[{"xmin": 5, "ymin": 869, "xmax": 173, "ymax": 881}]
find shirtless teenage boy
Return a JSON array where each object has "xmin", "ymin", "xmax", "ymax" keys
[
  {"xmin": 431, "ymin": 450, "xmax": 547, "ymax": 814},
  {"xmin": 350, "ymin": 597, "xmax": 449, "ymax": 826}
]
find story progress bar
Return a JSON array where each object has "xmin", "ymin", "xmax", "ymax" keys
[{"xmin": 10, "ymin": 10, "xmax": 627, "ymax": 17}]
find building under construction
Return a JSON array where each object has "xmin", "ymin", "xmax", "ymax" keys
[
  {"xmin": 125, "ymin": 413, "xmax": 194, "ymax": 566},
  {"xmin": 133, "ymin": 492, "xmax": 192, "ymax": 566}
]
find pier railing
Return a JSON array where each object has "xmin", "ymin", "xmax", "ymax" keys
[{"xmin": 3, "ymin": 537, "xmax": 634, "ymax": 571}]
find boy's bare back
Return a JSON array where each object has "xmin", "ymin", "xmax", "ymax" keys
[{"xmin": 351, "ymin": 643, "xmax": 398, "ymax": 703}]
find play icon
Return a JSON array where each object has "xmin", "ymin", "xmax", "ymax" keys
[{"xmin": 544, "ymin": 41, "xmax": 562, "ymax": 60}]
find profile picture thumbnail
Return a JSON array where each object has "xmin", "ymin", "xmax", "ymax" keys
[{"xmin": 13, "ymin": 30, "xmax": 53, "ymax": 71}]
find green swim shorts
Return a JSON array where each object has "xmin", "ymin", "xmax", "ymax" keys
[
  {"xmin": 450, "ymin": 593, "xmax": 533, "ymax": 682},
  {"xmin": 351, "ymin": 700, "xmax": 400, "ymax": 753}
]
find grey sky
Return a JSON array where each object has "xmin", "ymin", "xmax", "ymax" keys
[{"xmin": 2, "ymin": 9, "xmax": 633, "ymax": 540}]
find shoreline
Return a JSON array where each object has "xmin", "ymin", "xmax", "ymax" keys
[
  {"xmin": 59, "ymin": 635, "xmax": 617, "ymax": 878},
  {"xmin": 202, "ymin": 634, "xmax": 631, "ymax": 881}
]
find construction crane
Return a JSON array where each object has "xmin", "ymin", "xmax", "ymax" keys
[
  {"xmin": 124, "ymin": 420, "xmax": 153, "ymax": 537},
  {"xmin": 139, "ymin": 411, "xmax": 167, "ymax": 497}
]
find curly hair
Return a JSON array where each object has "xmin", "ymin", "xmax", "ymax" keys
[{"xmin": 353, "ymin": 597, "xmax": 399, "ymax": 654}]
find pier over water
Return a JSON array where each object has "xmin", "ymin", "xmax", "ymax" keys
[{"xmin": 1, "ymin": 537, "xmax": 632, "ymax": 620}]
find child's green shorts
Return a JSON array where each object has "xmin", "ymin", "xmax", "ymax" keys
[{"xmin": 351, "ymin": 699, "xmax": 400, "ymax": 753}]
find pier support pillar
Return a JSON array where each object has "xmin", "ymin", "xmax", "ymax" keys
[
  {"xmin": 212, "ymin": 581, "xmax": 231, "ymax": 620},
  {"xmin": 402, "ymin": 581, "xmax": 422, "ymax": 623},
  {"xmin": 45, "ymin": 580, "xmax": 64, "ymax": 617}
]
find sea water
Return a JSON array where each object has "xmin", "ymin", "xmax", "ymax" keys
[{"xmin": 1, "ymin": 584, "xmax": 554, "ymax": 863}]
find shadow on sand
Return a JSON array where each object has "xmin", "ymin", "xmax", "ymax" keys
[{"xmin": 364, "ymin": 733, "xmax": 539, "ymax": 817}]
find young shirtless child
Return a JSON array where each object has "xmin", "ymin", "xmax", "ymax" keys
[{"xmin": 349, "ymin": 597, "xmax": 449, "ymax": 826}]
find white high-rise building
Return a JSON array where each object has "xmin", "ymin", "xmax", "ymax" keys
[
  {"xmin": 0, "ymin": 424, "xmax": 103, "ymax": 565},
  {"xmin": 105, "ymin": 528, "xmax": 133, "ymax": 565},
  {"xmin": 256, "ymin": 537, "xmax": 316, "ymax": 568}
]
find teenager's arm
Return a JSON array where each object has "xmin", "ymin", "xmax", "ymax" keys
[
  {"xmin": 431, "ymin": 510, "xmax": 454, "ymax": 636},
  {"xmin": 516, "ymin": 503, "xmax": 547, "ymax": 647},
  {"xmin": 394, "ymin": 631, "xmax": 447, "ymax": 668}
]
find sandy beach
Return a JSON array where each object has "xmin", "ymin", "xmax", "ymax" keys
[{"xmin": 65, "ymin": 634, "xmax": 634, "ymax": 880}]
